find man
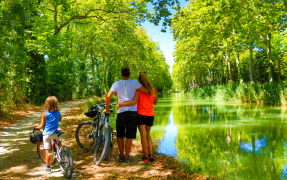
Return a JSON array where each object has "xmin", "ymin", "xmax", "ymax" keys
[{"xmin": 105, "ymin": 67, "xmax": 148, "ymax": 163}]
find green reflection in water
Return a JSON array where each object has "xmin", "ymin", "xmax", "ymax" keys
[{"xmin": 153, "ymin": 93, "xmax": 287, "ymax": 179}]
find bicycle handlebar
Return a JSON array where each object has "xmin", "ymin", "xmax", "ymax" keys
[{"xmin": 92, "ymin": 103, "xmax": 117, "ymax": 110}]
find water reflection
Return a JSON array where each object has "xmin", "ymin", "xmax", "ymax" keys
[
  {"xmin": 281, "ymin": 142, "xmax": 287, "ymax": 179},
  {"xmin": 153, "ymin": 93, "xmax": 287, "ymax": 179},
  {"xmin": 157, "ymin": 111, "xmax": 178, "ymax": 156},
  {"xmin": 241, "ymin": 136, "xmax": 266, "ymax": 154}
]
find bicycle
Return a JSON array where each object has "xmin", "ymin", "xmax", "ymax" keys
[
  {"xmin": 36, "ymin": 129, "xmax": 73, "ymax": 179},
  {"xmin": 75, "ymin": 103, "xmax": 116, "ymax": 165},
  {"xmin": 93, "ymin": 103, "xmax": 116, "ymax": 165}
]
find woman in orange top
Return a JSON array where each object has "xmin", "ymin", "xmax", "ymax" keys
[{"xmin": 117, "ymin": 72, "xmax": 158, "ymax": 162}]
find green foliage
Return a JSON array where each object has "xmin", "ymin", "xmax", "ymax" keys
[
  {"xmin": 190, "ymin": 86, "xmax": 217, "ymax": 98},
  {"xmin": 84, "ymin": 95, "xmax": 117, "ymax": 111},
  {"xmin": 222, "ymin": 83, "xmax": 238, "ymax": 101},
  {"xmin": 171, "ymin": 0, "xmax": 287, "ymax": 91},
  {"xmin": 0, "ymin": 0, "xmax": 173, "ymax": 113},
  {"xmin": 191, "ymin": 82, "xmax": 286, "ymax": 105}
]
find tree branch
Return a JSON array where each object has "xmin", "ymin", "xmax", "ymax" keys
[
  {"xmin": 284, "ymin": 0, "xmax": 287, "ymax": 10},
  {"xmin": 54, "ymin": 8, "xmax": 124, "ymax": 35},
  {"xmin": 53, "ymin": 5, "xmax": 58, "ymax": 29}
]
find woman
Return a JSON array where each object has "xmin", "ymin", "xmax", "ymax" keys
[{"xmin": 117, "ymin": 72, "xmax": 158, "ymax": 162}]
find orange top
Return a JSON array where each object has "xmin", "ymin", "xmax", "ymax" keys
[{"xmin": 136, "ymin": 88, "xmax": 155, "ymax": 116}]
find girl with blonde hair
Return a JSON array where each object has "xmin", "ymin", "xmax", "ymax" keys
[
  {"xmin": 117, "ymin": 72, "xmax": 158, "ymax": 162},
  {"xmin": 35, "ymin": 96, "xmax": 62, "ymax": 173}
]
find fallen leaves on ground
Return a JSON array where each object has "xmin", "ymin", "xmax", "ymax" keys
[
  {"xmin": 60, "ymin": 100, "xmax": 215, "ymax": 180},
  {"xmin": 0, "ymin": 105, "xmax": 42, "ymax": 130}
]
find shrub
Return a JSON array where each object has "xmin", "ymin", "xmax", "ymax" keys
[
  {"xmin": 191, "ymin": 86, "xmax": 217, "ymax": 98},
  {"xmin": 190, "ymin": 81, "xmax": 287, "ymax": 105}
]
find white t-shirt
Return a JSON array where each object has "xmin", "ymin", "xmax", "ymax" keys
[{"xmin": 110, "ymin": 79, "xmax": 142, "ymax": 113}]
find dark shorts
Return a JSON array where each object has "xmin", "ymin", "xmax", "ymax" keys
[
  {"xmin": 136, "ymin": 114, "xmax": 154, "ymax": 126},
  {"xmin": 116, "ymin": 111, "xmax": 137, "ymax": 139}
]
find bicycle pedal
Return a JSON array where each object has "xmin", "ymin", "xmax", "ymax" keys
[{"xmin": 48, "ymin": 152, "xmax": 55, "ymax": 156}]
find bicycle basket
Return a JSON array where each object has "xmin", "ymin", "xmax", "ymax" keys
[
  {"xmin": 30, "ymin": 129, "xmax": 43, "ymax": 144},
  {"xmin": 84, "ymin": 106, "xmax": 98, "ymax": 117}
]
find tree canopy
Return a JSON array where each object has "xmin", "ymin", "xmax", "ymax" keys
[
  {"xmin": 171, "ymin": 0, "xmax": 287, "ymax": 90},
  {"xmin": 0, "ymin": 0, "xmax": 174, "ymax": 113}
]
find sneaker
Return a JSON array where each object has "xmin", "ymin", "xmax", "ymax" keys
[
  {"xmin": 142, "ymin": 156, "xmax": 150, "ymax": 163},
  {"xmin": 42, "ymin": 168, "xmax": 52, "ymax": 173},
  {"xmin": 124, "ymin": 156, "xmax": 134, "ymax": 163},
  {"xmin": 115, "ymin": 155, "xmax": 125, "ymax": 162},
  {"xmin": 149, "ymin": 154, "xmax": 154, "ymax": 161}
]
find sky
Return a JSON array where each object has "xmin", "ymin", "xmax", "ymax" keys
[{"xmin": 141, "ymin": 0, "xmax": 189, "ymax": 74}]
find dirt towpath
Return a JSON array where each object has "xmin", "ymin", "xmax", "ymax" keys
[{"xmin": 0, "ymin": 100, "xmax": 87, "ymax": 180}]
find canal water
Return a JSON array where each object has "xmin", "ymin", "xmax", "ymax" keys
[{"xmin": 150, "ymin": 93, "xmax": 287, "ymax": 179}]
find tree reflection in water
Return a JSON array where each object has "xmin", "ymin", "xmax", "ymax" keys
[{"xmin": 151, "ymin": 93, "xmax": 287, "ymax": 179}]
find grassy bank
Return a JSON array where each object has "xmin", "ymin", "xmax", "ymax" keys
[
  {"xmin": 61, "ymin": 97, "xmax": 212, "ymax": 179},
  {"xmin": 189, "ymin": 81, "xmax": 287, "ymax": 106}
]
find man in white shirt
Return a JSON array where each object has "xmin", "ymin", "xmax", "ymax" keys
[{"xmin": 105, "ymin": 67, "xmax": 148, "ymax": 163}]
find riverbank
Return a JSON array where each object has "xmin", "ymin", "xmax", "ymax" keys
[
  {"xmin": 188, "ymin": 81, "xmax": 287, "ymax": 106},
  {"xmin": 61, "ymin": 97, "xmax": 212, "ymax": 179}
]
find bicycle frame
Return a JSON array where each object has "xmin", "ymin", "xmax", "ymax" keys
[
  {"xmin": 50, "ymin": 137, "xmax": 62, "ymax": 158},
  {"xmin": 93, "ymin": 108, "xmax": 104, "ymax": 141}
]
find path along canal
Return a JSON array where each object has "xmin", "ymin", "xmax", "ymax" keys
[{"xmin": 134, "ymin": 93, "xmax": 287, "ymax": 179}]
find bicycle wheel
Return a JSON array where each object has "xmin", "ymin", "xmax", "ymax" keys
[
  {"xmin": 59, "ymin": 146, "xmax": 73, "ymax": 179},
  {"xmin": 37, "ymin": 140, "xmax": 57, "ymax": 165},
  {"xmin": 105, "ymin": 124, "xmax": 112, "ymax": 160},
  {"xmin": 94, "ymin": 125, "xmax": 111, "ymax": 165},
  {"xmin": 110, "ymin": 127, "xmax": 113, "ymax": 148},
  {"xmin": 75, "ymin": 121, "xmax": 95, "ymax": 152}
]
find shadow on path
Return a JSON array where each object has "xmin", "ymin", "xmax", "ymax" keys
[{"xmin": 0, "ymin": 100, "xmax": 87, "ymax": 179}]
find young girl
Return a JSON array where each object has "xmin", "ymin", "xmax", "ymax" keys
[
  {"xmin": 35, "ymin": 96, "xmax": 62, "ymax": 173},
  {"xmin": 117, "ymin": 72, "xmax": 158, "ymax": 162}
]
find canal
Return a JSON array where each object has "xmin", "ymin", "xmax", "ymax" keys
[{"xmin": 150, "ymin": 93, "xmax": 287, "ymax": 179}]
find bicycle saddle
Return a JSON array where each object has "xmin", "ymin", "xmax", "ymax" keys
[{"xmin": 57, "ymin": 131, "xmax": 64, "ymax": 135}]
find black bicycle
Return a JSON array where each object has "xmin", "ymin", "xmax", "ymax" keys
[
  {"xmin": 93, "ymin": 103, "xmax": 116, "ymax": 165},
  {"xmin": 75, "ymin": 103, "xmax": 116, "ymax": 164}
]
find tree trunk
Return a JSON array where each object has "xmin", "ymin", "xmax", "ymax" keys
[
  {"xmin": 249, "ymin": 43, "xmax": 254, "ymax": 83},
  {"xmin": 212, "ymin": 69, "xmax": 215, "ymax": 86},
  {"xmin": 225, "ymin": 50, "xmax": 233, "ymax": 83},
  {"xmin": 90, "ymin": 50, "xmax": 97, "ymax": 95},
  {"xmin": 267, "ymin": 33, "xmax": 274, "ymax": 82},
  {"xmin": 215, "ymin": 66, "xmax": 219, "ymax": 85},
  {"xmin": 225, "ymin": 52, "xmax": 229, "ymax": 84},
  {"xmin": 229, "ymin": 62, "xmax": 233, "ymax": 82},
  {"xmin": 221, "ymin": 62, "xmax": 224, "ymax": 85},
  {"xmin": 236, "ymin": 50, "xmax": 241, "ymax": 82},
  {"xmin": 208, "ymin": 69, "xmax": 211, "ymax": 86},
  {"xmin": 95, "ymin": 60, "xmax": 101, "ymax": 97},
  {"xmin": 103, "ymin": 56, "xmax": 107, "ymax": 94}
]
